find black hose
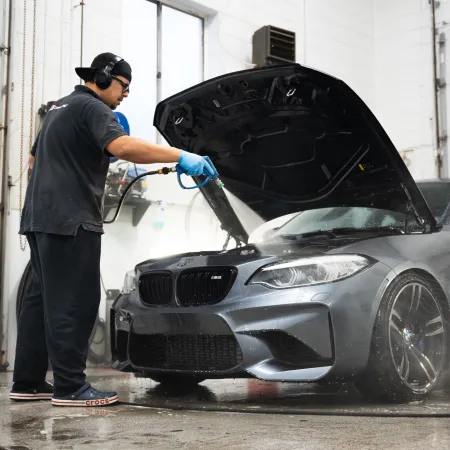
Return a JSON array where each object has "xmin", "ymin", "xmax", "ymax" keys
[{"xmin": 104, "ymin": 170, "xmax": 162, "ymax": 224}]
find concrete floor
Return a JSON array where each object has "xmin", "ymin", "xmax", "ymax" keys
[{"xmin": 2, "ymin": 369, "xmax": 450, "ymax": 449}]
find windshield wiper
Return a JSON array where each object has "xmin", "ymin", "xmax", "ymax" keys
[
  {"xmin": 330, "ymin": 226, "xmax": 405, "ymax": 234},
  {"xmin": 280, "ymin": 229, "xmax": 338, "ymax": 240},
  {"xmin": 279, "ymin": 226, "xmax": 404, "ymax": 241}
]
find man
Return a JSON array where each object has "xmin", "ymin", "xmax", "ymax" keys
[{"xmin": 10, "ymin": 53, "xmax": 213, "ymax": 407}]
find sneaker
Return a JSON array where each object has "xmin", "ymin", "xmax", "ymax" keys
[
  {"xmin": 51, "ymin": 383, "xmax": 118, "ymax": 407},
  {"xmin": 10, "ymin": 381, "xmax": 54, "ymax": 401}
]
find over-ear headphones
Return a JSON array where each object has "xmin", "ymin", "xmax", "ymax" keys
[{"xmin": 94, "ymin": 55, "xmax": 124, "ymax": 90}]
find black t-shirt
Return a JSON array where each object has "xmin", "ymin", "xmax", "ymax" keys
[{"xmin": 19, "ymin": 85, "xmax": 128, "ymax": 236}]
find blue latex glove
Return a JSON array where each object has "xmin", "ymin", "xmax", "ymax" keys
[{"xmin": 178, "ymin": 151, "xmax": 215, "ymax": 177}]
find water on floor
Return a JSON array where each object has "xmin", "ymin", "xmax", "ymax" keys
[{"xmin": 2, "ymin": 368, "xmax": 450, "ymax": 450}]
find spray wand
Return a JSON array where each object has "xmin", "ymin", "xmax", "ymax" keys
[{"xmin": 104, "ymin": 156, "xmax": 224, "ymax": 224}]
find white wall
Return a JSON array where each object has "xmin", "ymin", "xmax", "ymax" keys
[
  {"xmin": 374, "ymin": 0, "xmax": 440, "ymax": 180},
  {"xmin": 4, "ymin": 0, "xmax": 430, "ymax": 368},
  {"xmin": 305, "ymin": 0, "xmax": 376, "ymax": 110},
  {"xmin": 194, "ymin": 0, "xmax": 375, "ymax": 107}
]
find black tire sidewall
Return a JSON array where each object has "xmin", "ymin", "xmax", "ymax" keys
[{"xmin": 358, "ymin": 271, "xmax": 448, "ymax": 401}]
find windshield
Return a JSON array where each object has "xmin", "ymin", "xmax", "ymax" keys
[{"xmin": 275, "ymin": 207, "xmax": 406, "ymax": 236}]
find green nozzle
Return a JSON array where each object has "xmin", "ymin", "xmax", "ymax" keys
[{"xmin": 215, "ymin": 178, "xmax": 224, "ymax": 189}]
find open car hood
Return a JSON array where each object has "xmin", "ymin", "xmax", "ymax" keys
[{"xmin": 154, "ymin": 64, "xmax": 436, "ymax": 244}]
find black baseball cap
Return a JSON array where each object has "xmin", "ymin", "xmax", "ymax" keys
[{"xmin": 75, "ymin": 52, "xmax": 132, "ymax": 83}]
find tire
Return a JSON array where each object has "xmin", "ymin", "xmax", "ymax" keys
[
  {"xmin": 143, "ymin": 373, "xmax": 206, "ymax": 387},
  {"xmin": 356, "ymin": 272, "xmax": 448, "ymax": 402}
]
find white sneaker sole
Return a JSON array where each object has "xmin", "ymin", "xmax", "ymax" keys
[
  {"xmin": 10, "ymin": 392, "xmax": 53, "ymax": 401},
  {"xmin": 51, "ymin": 395, "xmax": 118, "ymax": 407}
]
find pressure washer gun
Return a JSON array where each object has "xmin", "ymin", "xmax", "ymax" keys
[
  {"xmin": 156, "ymin": 156, "xmax": 224, "ymax": 190},
  {"xmin": 177, "ymin": 156, "xmax": 224, "ymax": 190}
]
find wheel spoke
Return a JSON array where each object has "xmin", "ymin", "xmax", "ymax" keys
[
  {"xmin": 424, "ymin": 316, "xmax": 444, "ymax": 337},
  {"xmin": 407, "ymin": 284, "xmax": 422, "ymax": 317},
  {"xmin": 391, "ymin": 307, "xmax": 403, "ymax": 325},
  {"xmin": 407, "ymin": 344, "xmax": 437, "ymax": 383},
  {"xmin": 389, "ymin": 318, "xmax": 403, "ymax": 339},
  {"xmin": 398, "ymin": 345, "xmax": 410, "ymax": 382},
  {"xmin": 389, "ymin": 282, "xmax": 445, "ymax": 393},
  {"xmin": 390, "ymin": 307, "xmax": 404, "ymax": 344}
]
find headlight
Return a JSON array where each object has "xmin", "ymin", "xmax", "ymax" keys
[
  {"xmin": 249, "ymin": 254, "xmax": 372, "ymax": 289},
  {"xmin": 122, "ymin": 270, "xmax": 137, "ymax": 294}
]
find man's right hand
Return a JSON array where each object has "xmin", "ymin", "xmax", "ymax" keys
[{"xmin": 178, "ymin": 151, "xmax": 214, "ymax": 177}]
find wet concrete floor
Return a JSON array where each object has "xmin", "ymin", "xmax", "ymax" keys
[{"xmin": 2, "ymin": 368, "xmax": 450, "ymax": 449}]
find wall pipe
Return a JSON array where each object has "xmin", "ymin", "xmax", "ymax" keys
[
  {"xmin": 0, "ymin": 0, "xmax": 14, "ymax": 367},
  {"xmin": 74, "ymin": 1, "xmax": 85, "ymax": 84},
  {"xmin": 80, "ymin": 1, "xmax": 84, "ymax": 70},
  {"xmin": 431, "ymin": 0, "xmax": 443, "ymax": 178}
]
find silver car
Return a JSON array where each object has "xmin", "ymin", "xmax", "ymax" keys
[{"xmin": 110, "ymin": 64, "xmax": 450, "ymax": 402}]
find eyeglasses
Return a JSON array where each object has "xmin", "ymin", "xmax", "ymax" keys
[{"xmin": 111, "ymin": 75, "xmax": 130, "ymax": 94}]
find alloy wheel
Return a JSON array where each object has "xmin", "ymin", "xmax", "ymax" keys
[{"xmin": 388, "ymin": 282, "xmax": 445, "ymax": 394}]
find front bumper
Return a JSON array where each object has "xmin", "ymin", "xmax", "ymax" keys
[{"xmin": 110, "ymin": 261, "xmax": 391, "ymax": 382}]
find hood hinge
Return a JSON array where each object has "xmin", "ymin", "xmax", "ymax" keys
[{"xmin": 401, "ymin": 183, "xmax": 431, "ymax": 232}]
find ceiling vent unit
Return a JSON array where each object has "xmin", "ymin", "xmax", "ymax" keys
[{"xmin": 252, "ymin": 25, "xmax": 296, "ymax": 67}]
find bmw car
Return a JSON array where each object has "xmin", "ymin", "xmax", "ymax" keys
[{"xmin": 110, "ymin": 63, "xmax": 450, "ymax": 402}]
